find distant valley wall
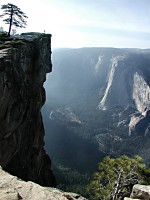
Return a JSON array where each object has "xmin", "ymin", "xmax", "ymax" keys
[
  {"xmin": 43, "ymin": 48, "xmax": 150, "ymax": 170},
  {"xmin": 98, "ymin": 53, "xmax": 150, "ymax": 113},
  {"xmin": 97, "ymin": 52, "xmax": 150, "ymax": 136}
]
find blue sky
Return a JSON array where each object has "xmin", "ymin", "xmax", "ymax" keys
[{"xmin": 0, "ymin": 0, "xmax": 150, "ymax": 48}]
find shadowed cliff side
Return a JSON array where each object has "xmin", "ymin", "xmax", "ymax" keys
[{"xmin": 0, "ymin": 33, "xmax": 56, "ymax": 187}]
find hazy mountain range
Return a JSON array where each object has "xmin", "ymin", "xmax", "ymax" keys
[{"xmin": 42, "ymin": 47, "xmax": 150, "ymax": 174}]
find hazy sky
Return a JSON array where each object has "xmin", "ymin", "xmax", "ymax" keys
[{"xmin": 0, "ymin": 0, "xmax": 150, "ymax": 48}]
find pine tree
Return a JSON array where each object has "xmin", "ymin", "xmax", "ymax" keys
[
  {"xmin": 87, "ymin": 155, "xmax": 150, "ymax": 200},
  {"xmin": 0, "ymin": 3, "xmax": 28, "ymax": 36}
]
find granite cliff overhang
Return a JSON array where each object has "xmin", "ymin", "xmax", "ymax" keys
[{"xmin": 0, "ymin": 32, "xmax": 55, "ymax": 186}]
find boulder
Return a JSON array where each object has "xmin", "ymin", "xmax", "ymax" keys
[{"xmin": 130, "ymin": 184, "xmax": 150, "ymax": 200}]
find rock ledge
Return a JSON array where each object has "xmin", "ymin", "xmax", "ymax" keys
[{"xmin": 0, "ymin": 167, "xmax": 87, "ymax": 200}]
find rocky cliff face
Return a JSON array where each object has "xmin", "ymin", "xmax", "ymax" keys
[
  {"xmin": 97, "ymin": 52, "xmax": 150, "ymax": 136},
  {"xmin": 0, "ymin": 33, "xmax": 55, "ymax": 186},
  {"xmin": 98, "ymin": 53, "xmax": 150, "ymax": 112}
]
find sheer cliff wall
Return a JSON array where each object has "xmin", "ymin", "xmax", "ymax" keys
[
  {"xmin": 0, "ymin": 33, "xmax": 55, "ymax": 186},
  {"xmin": 98, "ymin": 53, "xmax": 150, "ymax": 113}
]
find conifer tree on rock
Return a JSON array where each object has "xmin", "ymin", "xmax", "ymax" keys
[
  {"xmin": 0, "ymin": 3, "xmax": 28, "ymax": 36},
  {"xmin": 87, "ymin": 155, "xmax": 150, "ymax": 200}
]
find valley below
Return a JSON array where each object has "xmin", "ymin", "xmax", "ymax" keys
[{"xmin": 42, "ymin": 47, "xmax": 150, "ymax": 194}]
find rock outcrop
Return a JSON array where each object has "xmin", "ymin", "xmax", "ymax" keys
[
  {"xmin": 0, "ymin": 33, "xmax": 55, "ymax": 186},
  {"xmin": 0, "ymin": 166, "xmax": 87, "ymax": 200},
  {"xmin": 124, "ymin": 184, "xmax": 150, "ymax": 200},
  {"xmin": 129, "ymin": 110, "xmax": 150, "ymax": 136}
]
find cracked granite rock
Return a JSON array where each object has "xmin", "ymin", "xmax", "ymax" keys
[{"xmin": 0, "ymin": 167, "xmax": 87, "ymax": 200}]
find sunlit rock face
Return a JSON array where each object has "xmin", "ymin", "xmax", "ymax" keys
[
  {"xmin": 99, "ymin": 54, "xmax": 134, "ymax": 110},
  {"xmin": 0, "ymin": 33, "xmax": 55, "ymax": 187},
  {"xmin": 97, "ymin": 53, "xmax": 150, "ymax": 136},
  {"xmin": 98, "ymin": 53, "xmax": 150, "ymax": 112},
  {"xmin": 129, "ymin": 71, "xmax": 150, "ymax": 136},
  {"xmin": 133, "ymin": 72, "xmax": 150, "ymax": 113},
  {"xmin": 130, "ymin": 184, "xmax": 150, "ymax": 200},
  {"xmin": 0, "ymin": 167, "xmax": 87, "ymax": 200}
]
